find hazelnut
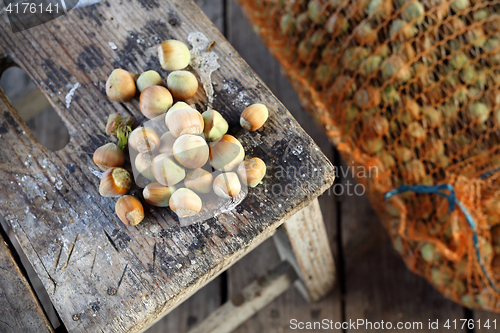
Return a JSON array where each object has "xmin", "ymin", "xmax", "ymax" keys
[
  {"xmin": 93, "ymin": 143, "xmax": 125, "ymax": 171},
  {"xmin": 169, "ymin": 188, "xmax": 202, "ymax": 217},
  {"xmin": 237, "ymin": 157, "xmax": 266, "ymax": 187},
  {"xmin": 368, "ymin": 0, "xmax": 393, "ymax": 21},
  {"xmin": 115, "ymin": 195, "xmax": 144, "ymax": 226},
  {"xmin": 240, "ymin": 103, "xmax": 269, "ymax": 131},
  {"xmin": 202, "ymin": 109, "xmax": 228, "ymax": 142},
  {"xmin": 158, "ymin": 131, "xmax": 176, "ymax": 154},
  {"xmin": 184, "ymin": 168, "xmax": 213, "ymax": 194},
  {"xmin": 106, "ymin": 69, "xmax": 136, "ymax": 102},
  {"xmin": 158, "ymin": 40, "xmax": 191, "ymax": 71},
  {"xmin": 139, "ymin": 85, "xmax": 173, "ymax": 119},
  {"xmin": 135, "ymin": 153, "xmax": 156, "ymax": 180},
  {"xmin": 167, "ymin": 71, "xmax": 198, "ymax": 100},
  {"xmin": 128, "ymin": 127, "xmax": 160, "ymax": 153},
  {"xmin": 136, "ymin": 70, "xmax": 163, "ymax": 92},
  {"xmin": 172, "ymin": 134, "xmax": 209, "ymax": 169},
  {"xmin": 209, "ymin": 134, "xmax": 245, "ymax": 171},
  {"xmin": 213, "ymin": 172, "xmax": 241, "ymax": 199},
  {"xmin": 152, "ymin": 153, "xmax": 186, "ymax": 186},
  {"xmin": 99, "ymin": 167, "xmax": 132, "ymax": 197},
  {"xmin": 165, "ymin": 107, "xmax": 204, "ymax": 137},
  {"xmin": 143, "ymin": 182, "xmax": 176, "ymax": 207}
]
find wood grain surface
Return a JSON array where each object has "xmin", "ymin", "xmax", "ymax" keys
[
  {"xmin": 0, "ymin": 0, "xmax": 334, "ymax": 332},
  {"xmin": 0, "ymin": 232, "xmax": 54, "ymax": 333}
]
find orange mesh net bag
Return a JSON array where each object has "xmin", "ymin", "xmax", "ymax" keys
[{"xmin": 236, "ymin": 0, "xmax": 500, "ymax": 310}]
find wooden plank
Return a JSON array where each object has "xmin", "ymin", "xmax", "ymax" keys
[
  {"xmin": 340, "ymin": 159, "xmax": 467, "ymax": 332},
  {"xmin": 228, "ymin": 239, "xmax": 344, "ymax": 333},
  {"xmin": 0, "ymin": 232, "xmax": 54, "ymax": 333},
  {"xmin": 225, "ymin": 2, "xmax": 341, "ymax": 332},
  {"xmin": 145, "ymin": 281, "xmax": 222, "ymax": 333},
  {"xmin": 0, "ymin": 214, "xmax": 61, "ymax": 329},
  {"xmin": 0, "ymin": 1, "xmax": 335, "ymax": 332},
  {"xmin": 273, "ymin": 199, "xmax": 335, "ymax": 302},
  {"xmin": 187, "ymin": 261, "xmax": 297, "ymax": 333}
]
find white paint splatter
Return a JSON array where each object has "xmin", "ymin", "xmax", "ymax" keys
[
  {"xmin": 17, "ymin": 174, "xmax": 47, "ymax": 200},
  {"xmin": 237, "ymin": 91, "xmax": 251, "ymax": 106},
  {"xmin": 149, "ymin": 224, "xmax": 160, "ymax": 235},
  {"xmin": 222, "ymin": 82, "xmax": 238, "ymax": 95},
  {"xmin": 292, "ymin": 145, "xmax": 303, "ymax": 155},
  {"xmin": 41, "ymin": 200, "xmax": 54, "ymax": 211},
  {"xmin": 65, "ymin": 82, "xmax": 80, "ymax": 109},
  {"xmin": 187, "ymin": 32, "xmax": 220, "ymax": 104},
  {"xmin": 89, "ymin": 167, "xmax": 104, "ymax": 179}
]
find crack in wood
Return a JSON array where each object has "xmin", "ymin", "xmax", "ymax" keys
[
  {"xmin": 6, "ymin": 321, "xmax": 19, "ymax": 333},
  {"xmin": 17, "ymin": 223, "xmax": 57, "ymax": 293},
  {"xmin": 103, "ymin": 229, "xmax": 119, "ymax": 252},
  {"xmin": 152, "ymin": 242, "xmax": 157, "ymax": 276},
  {"xmin": 61, "ymin": 234, "xmax": 79, "ymax": 270},
  {"xmin": 120, "ymin": 102, "xmax": 137, "ymax": 117},
  {"xmin": 90, "ymin": 242, "xmax": 98, "ymax": 277},
  {"xmin": 0, "ymin": 319, "xmax": 13, "ymax": 328},
  {"xmin": 115, "ymin": 264, "xmax": 128, "ymax": 293},
  {"xmin": 53, "ymin": 243, "xmax": 63, "ymax": 271}
]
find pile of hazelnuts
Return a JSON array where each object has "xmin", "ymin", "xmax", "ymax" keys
[{"xmin": 93, "ymin": 39, "xmax": 269, "ymax": 226}]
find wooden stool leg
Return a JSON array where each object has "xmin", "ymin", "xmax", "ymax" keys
[{"xmin": 273, "ymin": 198, "xmax": 336, "ymax": 302}]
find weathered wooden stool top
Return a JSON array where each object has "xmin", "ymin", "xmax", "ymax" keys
[{"xmin": 0, "ymin": 0, "xmax": 334, "ymax": 332}]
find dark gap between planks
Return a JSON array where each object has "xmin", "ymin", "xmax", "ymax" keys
[{"xmin": 0, "ymin": 215, "xmax": 65, "ymax": 331}]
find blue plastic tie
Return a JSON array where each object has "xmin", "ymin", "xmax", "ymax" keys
[
  {"xmin": 385, "ymin": 184, "xmax": 500, "ymax": 294},
  {"xmin": 480, "ymin": 167, "xmax": 500, "ymax": 179}
]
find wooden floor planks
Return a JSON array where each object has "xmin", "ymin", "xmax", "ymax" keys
[{"xmin": 340, "ymin": 160, "xmax": 468, "ymax": 333}]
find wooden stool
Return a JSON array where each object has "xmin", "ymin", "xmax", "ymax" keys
[{"xmin": 0, "ymin": 0, "xmax": 335, "ymax": 331}]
